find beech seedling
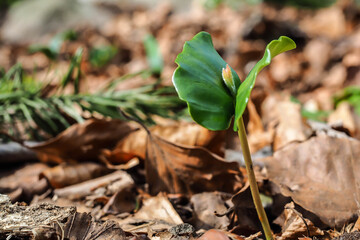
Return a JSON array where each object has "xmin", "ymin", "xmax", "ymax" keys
[{"xmin": 172, "ymin": 32, "xmax": 296, "ymax": 240}]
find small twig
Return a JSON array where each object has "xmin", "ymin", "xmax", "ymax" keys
[
  {"xmin": 127, "ymin": 221, "xmax": 155, "ymax": 232},
  {"xmin": 118, "ymin": 109, "xmax": 151, "ymax": 135},
  {"xmin": 54, "ymin": 220, "xmax": 64, "ymax": 240},
  {"xmin": 214, "ymin": 206, "xmax": 234, "ymax": 217}
]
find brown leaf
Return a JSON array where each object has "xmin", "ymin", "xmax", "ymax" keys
[
  {"xmin": 53, "ymin": 211, "xmax": 126, "ymax": 240},
  {"xmin": 247, "ymin": 98, "xmax": 274, "ymax": 153},
  {"xmin": 104, "ymin": 122, "xmax": 225, "ymax": 164},
  {"xmin": 0, "ymin": 163, "xmax": 50, "ymax": 202},
  {"xmin": 328, "ymin": 102, "xmax": 356, "ymax": 136},
  {"xmin": 322, "ymin": 64, "xmax": 347, "ymax": 88},
  {"xmin": 145, "ymin": 134, "xmax": 243, "ymax": 195},
  {"xmin": 263, "ymin": 133, "xmax": 360, "ymax": 227},
  {"xmin": 114, "ymin": 193, "xmax": 183, "ymax": 233},
  {"xmin": 102, "ymin": 185, "xmax": 136, "ymax": 215},
  {"xmin": 28, "ymin": 119, "xmax": 138, "ymax": 164},
  {"xmin": 230, "ymin": 183, "xmax": 263, "ymax": 235},
  {"xmin": 276, "ymin": 202, "xmax": 323, "ymax": 240},
  {"xmin": 262, "ymin": 95, "xmax": 312, "ymax": 151},
  {"xmin": 299, "ymin": 7, "xmax": 346, "ymax": 39},
  {"xmin": 40, "ymin": 162, "xmax": 112, "ymax": 188},
  {"xmin": 190, "ymin": 192, "xmax": 231, "ymax": 230},
  {"xmin": 134, "ymin": 194, "xmax": 183, "ymax": 225}
]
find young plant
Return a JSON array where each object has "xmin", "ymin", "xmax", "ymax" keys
[{"xmin": 172, "ymin": 32, "xmax": 296, "ymax": 240}]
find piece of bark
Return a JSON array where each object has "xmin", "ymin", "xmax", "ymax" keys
[
  {"xmin": 0, "ymin": 194, "xmax": 127, "ymax": 239},
  {"xmin": 0, "ymin": 194, "xmax": 75, "ymax": 239}
]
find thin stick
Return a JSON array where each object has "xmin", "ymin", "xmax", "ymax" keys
[{"xmin": 237, "ymin": 117, "xmax": 273, "ymax": 240}]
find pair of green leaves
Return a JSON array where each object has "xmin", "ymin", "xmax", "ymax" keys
[{"xmin": 173, "ymin": 32, "xmax": 296, "ymax": 131}]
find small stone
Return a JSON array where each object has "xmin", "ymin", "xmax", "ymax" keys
[{"xmin": 169, "ymin": 223, "xmax": 195, "ymax": 236}]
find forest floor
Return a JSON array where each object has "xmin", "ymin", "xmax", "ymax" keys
[{"xmin": 1, "ymin": 0, "xmax": 360, "ymax": 239}]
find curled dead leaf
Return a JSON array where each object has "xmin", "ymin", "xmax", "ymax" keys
[
  {"xmin": 115, "ymin": 193, "xmax": 183, "ymax": 233},
  {"xmin": 145, "ymin": 134, "xmax": 243, "ymax": 195},
  {"xmin": 276, "ymin": 202, "xmax": 323, "ymax": 240}
]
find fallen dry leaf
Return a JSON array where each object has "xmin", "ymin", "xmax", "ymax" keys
[
  {"xmin": 52, "ymin": 211, "xmax": 126, "ymax": 240},
  {"xmin": 263, "ymin": 133, "xmax": 360, "ymax": 227},
  {"xmin": 28, "ymin": 119, "xmax": 138, "ymax": 164},
  {"xmin": 229, "ymin": 183, "xmax": 263, "ymax": 236},
  {"xmin": 247, "ymin": 98, "xmax": 274, "ymax": 153},
  {"xmin": 190, "ymin": 192, "xmax": 231, "ymax": 230},
  {"xmin": 262, "ymin": 95, "xmax": 312, "ymax": 151},
  {"xmin": 102, "ymin": 185, "xmax": 136, "ymax": 215},
  {"xmin": 276, "ymin": 202, "xmax": 323, "ymax": 240},
  {"xmin": 328, "ymin": 102, "xmax": 356, "ymax": 136},
  {"xmin": 351, "ymin": 216, "xmax": 360, "ymax": 232},
  {"xmin": 134, "ymin": 194, "xmax": 183, "ymax": 225},
  {"xmin": 299, "ymin": 7, "xmax": 346, "ymax": 39},
  {"xmin": 322, "ymin": 63, "xmax": 347, "ymax": 88},
  {"xmin": 0, "ymin": 163, "xmax": 50, "ymax": 202},
  {"xmin": 145, "ymin": 134, "xmax": 243, "ymax": 195},
  {"xmin": 103, "ymin": 121, "xmax": 225, "ymax": 164},
  {"xmin": 114, "ymin": 193, "xmax": 183, "ymax": 233}
]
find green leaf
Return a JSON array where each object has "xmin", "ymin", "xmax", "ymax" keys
[
  {"xmin": 234, "ymin": 36, "xmax": 296, "ymax": 130},
  {"xmin": 61, "ymin": 48, "xmax": 83, "ymax": 93},
  {"xmin": 143, "ymin": 34, "xmax": 163, "ymax": 74},
  {"xmin": 265, "ymin": 0, "xmax": 336, "ymax": 9},
  {"xmin": 334, "ymin": 86, "xmax": 360, "ymax": 115},
  {"xmin": 172, "ymin": 31, "xmax": 241, "ymax": 131},
  {"xmin": 89, "ymin": 45, "xmax": 117, "ymax": 68},
  {"xmin": 29, "ymin": 30, "xmax": 77, "ymax": 60}
]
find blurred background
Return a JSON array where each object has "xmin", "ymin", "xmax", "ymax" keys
[{"xmin": 0, "ymin": 0, "xmax": 360, "ymax": 141}]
